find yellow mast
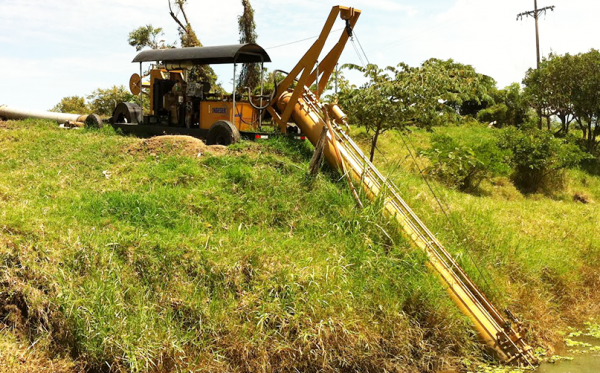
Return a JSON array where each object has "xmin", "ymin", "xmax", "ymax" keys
[{"xmin": 270, "ymin": 6, "xmax": 537, "ymax": 366}]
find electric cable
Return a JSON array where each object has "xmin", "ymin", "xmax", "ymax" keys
[
  {"xmin": 266, "ymin": 28, "xmax": 344, "ymax": 50},
  {"xmin": 397, "ymin": 129, "xmax": 502, "ymax": 298}
]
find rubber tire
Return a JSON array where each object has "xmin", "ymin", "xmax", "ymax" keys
[
  {"xmin": 206, "ymin": 120, "xmax": 241, "ymax": 146},
  {"xmin": 85, "ymin": 114, "xmax": 103, "ymax": 129},
  {"xmin": 112, "ymin": 102, "xmax": 142, "ymax": 124}
]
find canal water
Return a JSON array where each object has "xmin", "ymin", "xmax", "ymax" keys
[{"xmin": 536, "ymin": 333, "xmax": 600, "ymax": 373}]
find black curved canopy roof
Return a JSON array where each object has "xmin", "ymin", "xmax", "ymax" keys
[{"xmin": 132, "ymin": 44, "xmax": 271, "ymax": 65}]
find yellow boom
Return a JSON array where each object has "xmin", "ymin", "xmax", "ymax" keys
[{"xmin": 270, "ymin": 6, "xmax": 537, "ymax": 366}]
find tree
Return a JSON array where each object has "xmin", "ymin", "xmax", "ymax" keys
[
  {"xmin": 523, "ymin": 50, "xmax": 600, "ymax": 151},
  {"xmin": 167, "ymin": 0, "xmax": 218, "ymax": 85},
  {"xmin": 571, "ymin": 49, "xmax": 600, "ymax": 152},
  {"xmin": 87, "ymin": 86, "xmax": 135, "ymax": 117},
  {"xmin": 338, "ymin": 64, "xmax": 406, "ymax": 162},
  {"xmin": 412, "ymin": 58, "xmax": 495, "ymax": 126},
  {"xmin": 339, "ymin": 59, "xmax": 496, "ymax": 162},
  {"xmin": 51, "ymin": 96, "xmax": 90, "ymax": 114},
  {"xmin": 523, "ymin": 53, "xmax": 578, "ymax": 133},
  {"xmin": 128, "ymin": 25, "xmax": 171, "ymax": 51},
  {"xmin": 477, "ymin": 83, "xmax": 530, "ymax": 128},
  {"xmin": 237, "ymin": 0, "xmax": 260, "ymax": 92}
]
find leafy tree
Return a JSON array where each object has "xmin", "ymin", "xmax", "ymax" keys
[
  {"xmin": 523, "ymin": 53, "xmax": 578, "ymax": 133},
  {"xmin": 128, "ymin": 25, "xmax": 171, "ymax": 51},
  {"xmin": 237, "ymin": 0, "xmax": 260, "ymax": 92},
  {"xmin": 523, "ymin": 50, "xmax": 600, "ymax": 151},
  {"xmin": 339, "ymin": 59, "xmax": 495, "ymax": 161},
  {"xmin": 477, "ymin": 83, "xmax": 530, "ymax": 128},
  {"xmin": 51, "ymin": 96, "xmax": 90, "ymax": 114},
  {"xmin": 87, "ymin": 86, "xmax": 135, "ymax": 117},
  {"xmin": 571, "ymin": 49, "xmax": 600, "ymax": 152},
  {"xmin": 167, "ymin": 0, "xmax": 218, "ymax": 85},
  {"xmin": 338, "ymin": 64, "xmax": 407, "ymax": 162},
  {"xmin": 422, "ymin": 134, "xmax": 510, "ymax": 192},
  {"xmin": 413, "ymin": 58, "xmax": 495, "ymax": 125}
]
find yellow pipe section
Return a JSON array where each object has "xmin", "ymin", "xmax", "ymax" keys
[{"xmin": 277, "ymin": 90, "xmax": 536, "ymax": 365}]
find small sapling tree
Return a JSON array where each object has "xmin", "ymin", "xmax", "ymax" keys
[{"xmin": 338, "ymin": 64, "xmax": 407, "ymax": 162}]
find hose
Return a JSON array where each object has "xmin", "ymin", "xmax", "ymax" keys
[{"xmin": 246, "ymin": 69, "xmax": 291, "ymax": 111}]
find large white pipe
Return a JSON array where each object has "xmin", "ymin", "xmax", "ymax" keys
[{"xmin": 0, "ymin": 104, "xmax": 86, "ymax": 124}]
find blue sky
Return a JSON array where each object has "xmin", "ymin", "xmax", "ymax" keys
[{"xmin": 1, "ymin": 0, "xmax": 598, "ymax": 111}]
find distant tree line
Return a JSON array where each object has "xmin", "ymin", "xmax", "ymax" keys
[
  {"xmin": 338, "ymin": 49, "xmax": 600, "ymax": 156},
  {"xmin": 523, "ymin": 50, "xmax": 600, "ymax": 151},
  {"xmin": 336, "ymin": 50, "xmax": 600, "ymax": 194},
  {"xmin": 51, "ymin": 86, "xmax": 135, "ymax": 117}
]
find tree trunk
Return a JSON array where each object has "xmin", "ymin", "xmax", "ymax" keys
[
  {"xmin": 369, "ymin": 122, "xmax": 383, "ymax": 162},
  {"xmin": 588, "ymin": 120, "xmax": 594, "ymax": 151},
  {"xmin": 308, "ymin": 126, "xmax": 329, "ymax": 176}
]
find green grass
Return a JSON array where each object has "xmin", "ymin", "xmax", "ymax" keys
[
  {"xmin": 1, "ymin": 119, "xmax": 475, "ymax": 372},
  {"xmin": 356, "ymin": 123, "xmax": 600, "ymax": 339},
  {"xmin": 1, "ymin": 119, "xmax": 599, "ymax": 372}
]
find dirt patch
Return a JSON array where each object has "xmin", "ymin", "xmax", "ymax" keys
[
  {"xmin": 573, "ymin": 192, "xmax": 593, "ymax": 204},
  {"xmin": 0, "ymin": 279, "xmax": 74, "ymax": 355},
  {"xmin": 127, "ymin": 135, "xmax": 228, "ymax": 157},
  {"xmin": 0, "ymin": 120, "xmax": 14, "ymax": 129},
  {"xmin": 0, "ymin": 337, "xmax": 81, "ymax": 373}
]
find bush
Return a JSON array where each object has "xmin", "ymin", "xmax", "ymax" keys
[
  {"xmin": 422, "ymin": 134, "xmax": 511, "ymax": 192},
  {"xmin": 497, "ymin": 127, "xmax": 589, "ymax": 193},
  {"xmin": 476, "ymin": 83, "xmax": 529, "ymax": 128}
]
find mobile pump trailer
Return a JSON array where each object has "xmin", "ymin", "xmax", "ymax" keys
[{"xmin": 0, "ymin": 5, "xmax": 538, "ymax": 366}]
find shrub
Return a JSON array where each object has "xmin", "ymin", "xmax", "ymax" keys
[
  {"xmin": 497, "ymin": 127, "xmax": 589, "ymax": 193},
  {"xmin": 422, "ymin": 134, "xmax": 511, "ymax": 192}
]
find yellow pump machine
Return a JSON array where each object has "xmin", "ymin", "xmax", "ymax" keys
[{"xmin": 112, "ymin": 5, "xmax": 537, "ymax": 366}]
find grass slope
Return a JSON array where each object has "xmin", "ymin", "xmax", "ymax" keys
[
  {"xmin": 353, "ymin": 124, "xmax": 600, "ymax": 347},
  {"xmin": 0, "ymin": 119, "xmax": 598, "ymax": 372},
  {"xmin": 1, "ymin": 119, "xmax": 473, "ymax": 373}
]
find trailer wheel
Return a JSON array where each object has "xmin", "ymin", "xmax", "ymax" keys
[
  {"xmin": 206, "ymin": 120, "xmax": 240, "ymax": 146},
  {"xmin": 112, "ymin": 102, "xmax": 142, "ymax": 124}
]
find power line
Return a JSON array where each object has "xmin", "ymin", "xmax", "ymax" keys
[
  {"xmin": 266, "ymin": 28, "xmax": 344, "ymax": 50},
  {"xmin": 351, "ymin": 37, "xmax": 366, "ymax": 66}
]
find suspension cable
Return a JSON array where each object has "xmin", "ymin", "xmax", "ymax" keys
[
  {"xmin": 397, "ymin": 129, "xmax": 501, "ymax": 297},
  {"xmin": 353, "ymin": 30, "xmax": 371, "ymax": 65},
  {"xmin": 350, "ymin": 38, "xmax": 366, "ymax": 67}
]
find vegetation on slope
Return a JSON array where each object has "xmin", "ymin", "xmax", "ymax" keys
[
  {"xmin": 1, "ymin": 119, "xmax": 599, "ymax": 372},
  {"xmin": 1, "ymin": 119, "xmax": 476, "ymax": 372},
  {"xmin": 353, "ymin": 124, "xmax": 600, "ymax": 349}
]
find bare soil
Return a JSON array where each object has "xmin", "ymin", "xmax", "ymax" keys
[{"xmin": 127, "ymin": 135, "xmax": 228, "ymax": 157}]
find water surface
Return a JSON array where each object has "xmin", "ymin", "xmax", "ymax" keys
[{"xmin": 536, "ymin": 335, "xmax": 600, "ymax": 373}]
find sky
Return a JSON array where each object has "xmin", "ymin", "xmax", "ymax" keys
[{"xmin": 0, "ymin": 0, "xmax": 598, "ymax": 111}]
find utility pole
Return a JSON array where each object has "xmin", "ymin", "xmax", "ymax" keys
[
  {"xmin": 517, "ymin": 1, "xmax": 555, "ymax": 129},
  {"xmin": 517, "ymin": 1, "xmax": 555, "ymax": 68}
]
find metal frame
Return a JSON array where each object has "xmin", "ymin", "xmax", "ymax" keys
[{"xmin": 267, "ymin": 6, "xmax": 360, "ymax": 131}]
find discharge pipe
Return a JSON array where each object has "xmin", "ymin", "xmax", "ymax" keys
[{"xmin": 0, "ymin": 105, "xmax": 102, "ymax": 127}]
